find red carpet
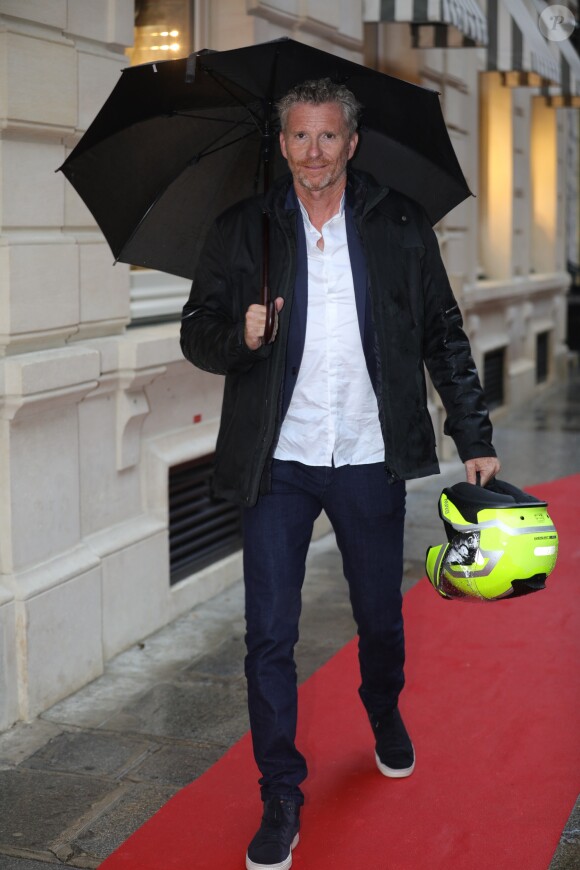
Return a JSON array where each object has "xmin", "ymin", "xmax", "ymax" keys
[{"xmin": 99, "ymin": 476, "xmax": 580, "ymax": 869}]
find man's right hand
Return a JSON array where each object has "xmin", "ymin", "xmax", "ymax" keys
[{"xmin": 244, "ymin": 297, "xmax": 285, "ymax": 350}]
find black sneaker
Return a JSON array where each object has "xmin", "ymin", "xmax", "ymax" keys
[
  {"xmin": 371, "ymin": 707, "xmax": 415, "ymax": 778},
  {"xmin": 246, "ymin": 797, "xmax": 300, "ymax": 870}
]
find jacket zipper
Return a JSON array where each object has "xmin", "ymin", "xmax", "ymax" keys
[
  {"xmin": 355, "ymin": 208, "xmax": 399, "ymax": 483},
  {"xmin": 247, "ymin": 209, "xmax": 297, "ymax": 503}
]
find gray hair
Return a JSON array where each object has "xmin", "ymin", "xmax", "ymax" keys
[{"xmin": 276, "ymin": 78, "xmax": 361, "ymax": 136}]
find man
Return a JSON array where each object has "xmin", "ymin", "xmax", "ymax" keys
[{"xmin": 181, "ymin": 78, "xmax": 500, "ymax": 870}]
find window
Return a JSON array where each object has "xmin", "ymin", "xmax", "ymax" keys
[
  {"xmin": 536, "ymin": 331, "xmax": 549, "ymax": 383},
  {"xmin": 168, "ymin": 456, "xmax": 243, "ymax": 585},
  {"xmin": 483, "ymin": 347, "xmax": 505, "ymax": 409},
  {"xmin": 127, "ymin": 0, "xmax": 194, "ymax": 67}
]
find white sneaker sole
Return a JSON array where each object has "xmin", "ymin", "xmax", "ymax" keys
[
  {"xmin": 246, "ymin": 833, "xmax": 299, "ymax": 870},
  {"xmin": 375, "ymin": 748, "xmax": 416, "ymax": 778}
]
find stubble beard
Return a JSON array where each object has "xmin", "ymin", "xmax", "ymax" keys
[
  {"xmin": 293, "ymin": 158, "xmax": 348, "ymax": 193},
  {"xmin": 296, "ymin": 168, "xmax": 333, "ymax": 191}
]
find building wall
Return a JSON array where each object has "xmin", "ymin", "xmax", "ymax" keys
[
  {"xmin": 0, "ymin": 0, "xmax": 247, "ymax": 730},
  {"xmin": 0, "ymin": 0, "xmax": 574, "ymax": 730},
  {"xmin": 475, "ymin": 76, "xmax": 571, "ymax": 405}
]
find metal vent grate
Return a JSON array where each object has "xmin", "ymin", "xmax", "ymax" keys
[
  {"xmin": 168, "ymin": 456, "xmax": 242, "ymax": 586},
  {"xmin": 536, "ymin": 331, "xmax": 549, "ymax": 383},
  {"xmin": 483, "ymin": 347, "xmax": 505, "ymax": 410}
]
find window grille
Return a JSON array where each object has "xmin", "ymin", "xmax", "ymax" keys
[
  {"xmin": 483, "ymin": 347, "xmax": 505, "ymax": 409},
  {"xmin": 536, "ymin": 331, "xmax": 549, "ymax": 384},
  {"xmin": 168, "ymin": 456, "xmax": 242, "ymax": 585}
]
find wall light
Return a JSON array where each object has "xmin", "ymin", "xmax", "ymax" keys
[{"xmin": 128, "ymin": 2, "xmax": 192, "ymax": 68}]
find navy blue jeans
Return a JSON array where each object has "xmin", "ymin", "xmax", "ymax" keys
[{"xmin": 243, "ymin": 459, "xmax": 406, "ymax": 804}]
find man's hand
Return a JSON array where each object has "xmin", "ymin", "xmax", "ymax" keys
[
  {"xmin": 464, "ymin": 456, "xmax": 501, "ymax": 487},
  {"xmin": 244, "ymin": 297, "xmax": 285, "ymax": 350}
]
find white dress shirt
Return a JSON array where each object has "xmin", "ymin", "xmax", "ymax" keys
[{"xmin": 274, "ymin": 194, "xmax": 384, "ymax": 467}]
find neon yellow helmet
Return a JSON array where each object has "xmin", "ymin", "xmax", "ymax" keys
[{"xmin": 425, "ymin": 479, "xmax": 558, "ymax": 601}]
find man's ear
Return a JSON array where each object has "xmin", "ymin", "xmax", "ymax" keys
[
  {"xmin": 348, "ymin": 131, "xmax": 359, "ymax": 160},
  {"xmin": 279, "ymin": 131, "xmax": 288, "ymax": 160}
]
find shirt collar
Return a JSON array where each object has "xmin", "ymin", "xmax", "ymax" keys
[{"xmin": 297, "ymin": 190, "xmax": 346, "ymax": 234}]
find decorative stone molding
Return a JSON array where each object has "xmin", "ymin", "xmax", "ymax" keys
[
  {"xmin": 81, "ymin": 328, "xmax": 191, "ymax": 470},
  {"xmin": 4, "ymin": 544, "xmax": 101, "ymax": 602},
  {"xmin": 246, "ymin": 0, "xmax": 364, "ymax": 51},
  {"xmin": 522, "ymin": 301, "xmax": 535, "ymax": 322},
  {"xmin": 84, "ymin": 513, "xmax": 166, "ymax": 561},
  {"xmin": 115, "ymin": 368, "xmax": 167, "ymax": 470},
  {"xmin": 0, "ymin": 346, "xmax": 100, "ymax": 421},
  {"xmin": 465, "ymin": 272, "xmax": 571, "ymax": 307},
  {"xmin": 144, "ymin": 420, "xmax": 221, "ymax": 523}
]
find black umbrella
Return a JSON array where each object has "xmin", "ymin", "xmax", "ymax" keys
[{"xmin": 59, "ymin": 37, "xmax": 471, "ymax": 340}]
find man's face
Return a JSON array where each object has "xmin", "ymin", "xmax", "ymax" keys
[{"xmin": 279, "ymin": 102, "xmax": 358, "ymax": 194}]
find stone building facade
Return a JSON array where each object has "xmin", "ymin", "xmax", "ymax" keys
[{"xmin": 0, "ymin": 0, "xmax": 577, "ymax": 730}]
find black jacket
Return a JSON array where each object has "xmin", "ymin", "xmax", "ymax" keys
[{"xmin": 181, "ymin": 170, "xmax": 496, "ymax": 506}]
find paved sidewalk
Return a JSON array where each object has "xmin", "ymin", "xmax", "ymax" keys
[{"xmin": 0, "ymin": 370, "xmax": 578, "ymax": 869}]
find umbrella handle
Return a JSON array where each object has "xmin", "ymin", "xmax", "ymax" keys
[{"xmin": 262, "ymin": 299, "xmax": 276, "ymax": 345}]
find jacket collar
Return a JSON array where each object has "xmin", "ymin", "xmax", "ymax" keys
[
  {"xmin": 264, "ymin": 168, "xmax": 390, "ymax": 217},
  {"xmin": 347, "ymin": 169, "xmax": 391, "ymax": 218}
]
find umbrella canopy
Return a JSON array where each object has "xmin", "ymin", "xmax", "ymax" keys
[{"xmin": 59, "ymin": 37, "xmax": 472, "ymax": 282}]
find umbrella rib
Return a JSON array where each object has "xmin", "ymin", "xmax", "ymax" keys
[
  {"xmin": 170, "ymin": 110, "xmax": 258, "ymax": 163},
  {"xmin": 194, "ymin": 128, "xmax": 258, "ymax": 162},
  {"xmin": 198, "ymin": 66, "xmax": 265, "ymax": 135},
  {"xmin": 172, "ymin": 111, "xmax": 255, "ymax": 128}
]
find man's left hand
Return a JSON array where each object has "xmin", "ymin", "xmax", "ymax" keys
[{"xmin": 464, "ymin": 456, "xmax": 501, "ymax": 487}]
